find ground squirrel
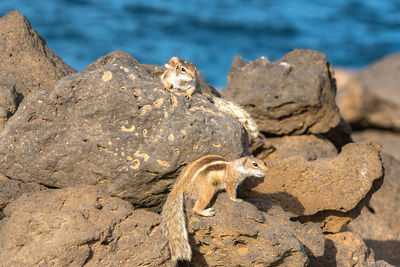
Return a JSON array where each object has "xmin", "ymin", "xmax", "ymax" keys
[
  {"xmin": 160, "ymin": 56, "xmax": 198, "ymax": 98},
  {"xmin": 162, "ymin": 155, "xmax": 267, "ymax": 265},
  {"xmin": 160, "ymin": 57, "xmax": 260, "ymax": 142}
]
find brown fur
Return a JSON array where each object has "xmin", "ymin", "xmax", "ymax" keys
[
  {"xmin": 161, "ymin": 57, "xmax": 197, "ymax": 98},
  {"xmin": 162, "ymin": 155, "xmax": 267, "ymax": 265}
]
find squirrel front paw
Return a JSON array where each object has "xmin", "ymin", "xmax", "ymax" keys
[
  {"xmin": 183, "ymin": 87, "xmax": 195, "ymax": 99},
  {"xmin": 182, "ymin": 92, "xmax": 193, "ymax": 99}
]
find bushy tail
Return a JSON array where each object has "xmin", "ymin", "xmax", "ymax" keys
[
  {"xmin": 213, "ymin": 97, "xmax": 260, "ymax": 141},
  {"xmin": 162, "ymin": 190, "xmax": 191, "ymax": 265}
]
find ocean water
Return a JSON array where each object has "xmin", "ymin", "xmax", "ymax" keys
[{"xmin": 1, "ymin": 0, "xmax": 399, "ymax": 87}]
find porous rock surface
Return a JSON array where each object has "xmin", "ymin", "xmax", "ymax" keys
[
  {"xmin": 258, "ymin": 134, "xmax": 338, "ymax": 161},
  {"xmin": 335, "ymin": 53, "xmax": 400, "ymax": 131},
  {"xmin": 223, "ymin": 49, "xmax": 341, "ymax": 135},
  {"xmin": 0, "ymin": 177, "xmax": 46, "ymax": 219},
  {"xmin": 309, "ymin": 232, "xmax": 378, "ymax": 267},
  {"xmin": 0, "ymin": 85, "xmax": 19, "ymax": 129},
  {"xmin": 0, "ymin": 11, "xmax": 76, "ymax": 97},
  {"xmin": 185, "ymin": 193, "xmax": 325, "ymax": 266},
  {"xmin": 0, "ymin": 187, "xmax": 168, "ymax": 267},
  {"xmin": 0, "ymin": 51, "xmax": 248, "ymax": 211},
  {"xmin": 0, "ymin": 187, "xmax": 326, "ymax": 267},
  {"xmin": 352, "ymin": 129, "xmax": 400, "ymax": 161},
  {"xmin": 345, "ymin": 154, "xmax": 400, "ymax": 266},
  {"xmin": 241, "ymin": 141, "xmax": 384, "ymax": 232}
]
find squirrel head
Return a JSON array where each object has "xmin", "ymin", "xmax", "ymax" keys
[
  {"xmin": 238, "ymin": 156, "xmax": 268, "ymax": 178},
  {"xmin": 165, "ymin": 57, "xmax": 197, "ymax": 80}
]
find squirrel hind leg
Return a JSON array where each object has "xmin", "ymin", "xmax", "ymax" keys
[{"xmin": 196, "ymin": 207, "xmax": 215, "ymax": 217}]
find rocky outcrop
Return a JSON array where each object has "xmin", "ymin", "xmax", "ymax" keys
[
  {"xmin": 334, "ymin": 55, "xmax": 400, "ymax": 265},
  {"xmin": 0, "ymin": 187, "xmax": 168, "ymax": 267},
  {"xmin": 221, "ymin": 51, "xmax": 382, "ymax": 234},
  {"xmin": 345, "ymin": 154, "xmax": 400, "ymax": 266},
  {"xmin": 0, "ymin": 186, "xmax": 326, "ymax": 267},
  {"xmin": 0, "ymin": 50, "xmax": 248, "ymax": 211},
  {"xmin": 3, "ymin": 185, "xmax": 389, "ymax": 266},
  {"xmin": 186, "ymin": 194, "xmax": 325, "ymax": 266},
  {"xmin": 335, "ymin": 53, "xmax": 400, "ymax": 131},
  {"xmin": 0, "ymin": 10, "xmax": 393, "ymax": 265},
  {"xmin": 242, "ymin": 141, "xmax": 383, "ymax": 232},
  {"xmin": 223, "ymin": 49, "xmax": 341, "ymax": 136},
  {"xmin": 0, "ymin": 11, "xmax": 76, "ymax": 97},
  {"xmin": 0, "ymin": 10, "xmax": 75, "ymax": 130}
]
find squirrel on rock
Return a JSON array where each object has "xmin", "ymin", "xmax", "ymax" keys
[
  {"xmin": 162, "ymin": 155, "xmax": 267, "ymax": 265},
  {"xmin": 160, "ymin": 56, "xmax": 260, "ymax": 143}
]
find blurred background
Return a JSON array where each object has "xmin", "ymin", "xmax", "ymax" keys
[{"xmin": 0, "ymin": 0, "xmax": 399, "ymax": 87}]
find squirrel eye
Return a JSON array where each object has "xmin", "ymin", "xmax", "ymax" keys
[
  {"xmin": 252, "ymin": 162, "xmax": 259, "ymax": 168},
  {"xmin": 181, "ymin": 67, "xmax": 186, "ymax": 73}
]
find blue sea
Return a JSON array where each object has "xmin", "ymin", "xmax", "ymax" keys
[{"xmin": 1, "ymin": 1, "xmax": 399, "ymax": 87}]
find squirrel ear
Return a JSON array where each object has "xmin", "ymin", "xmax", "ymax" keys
[
  {"xmin": 165, "ymin": 57, "xmax": 180, "ymax": 68},
  {"xmin": 169, "ymin": 57, "xmax": 180, "ymax": 65}
]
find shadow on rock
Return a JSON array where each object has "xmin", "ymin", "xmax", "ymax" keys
[
  {"xmin": 242, "ymin": 142, "xmax": 384, "ymax": 232},
  {"xmin": 310, "ymin": 232, "xmax": 379, "ymax": 267},
  {"xmin": 240, "ymin": 188, "xmax": 306, "ymax": 216},
  {"xmin": 365, "ymin": 240, "xmax": 400, "ymax": 266},
  {"xmin": 296, "ymin": 170, "xmax": 384, "ymax": 234},
  {"xmin": 308, "ymin": 238, "xmax": 337, "ymax": 267}
]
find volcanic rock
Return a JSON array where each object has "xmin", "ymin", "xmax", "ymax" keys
[
  {"xmin": 335, "ymin": 53, "xmax": 400, "ymax": 131},
  {"xmin": 352, "ymin": 129, "xmax": 400, "ymax": 161},
  {"xmin": 0, "ymin": 10, "xmax": 76, "ymax": 97},
  {"xmin": 223, "ymin": 49, "xmax": 341, "ymax": 135},
  {"xmin": 241, "ymin": 141, "xmax": 384, "ymax": 232},
  {"xmin": 309, "ymin": 232, "xmax": 378, "ymax": 267},
  {"xmin": 0, "ymin": 51, "xmax": 248, "ymax": 211},
  {"xmin": 0, "ymin": 84, "xmax": 20, "ymax": 129},
  {"xmin": 0, "ymin": 187, "xmax": 168, "ymax": 266},
  {"xmin": 185, "ymin": 194, "xmax": 325, "ymax": 266},
  {"xmin": 345, "ymin": 154, "xmax": 400, "ymax": 266},
  {"xmin": 257, "ymin": 134, "xmax": 338, "ymax": 161},
  {"xmin": 0, "ymin": 177, "xmax": 46, "ymax": 219}
]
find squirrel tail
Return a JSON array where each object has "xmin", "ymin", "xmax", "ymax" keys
[
  {"xmin": 162, "ymin": 190, "xmax": 191, "ymax": 265},
  {"xmin": 213, "ymin": 97, "xmax": 260, "ymax": 141}
]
